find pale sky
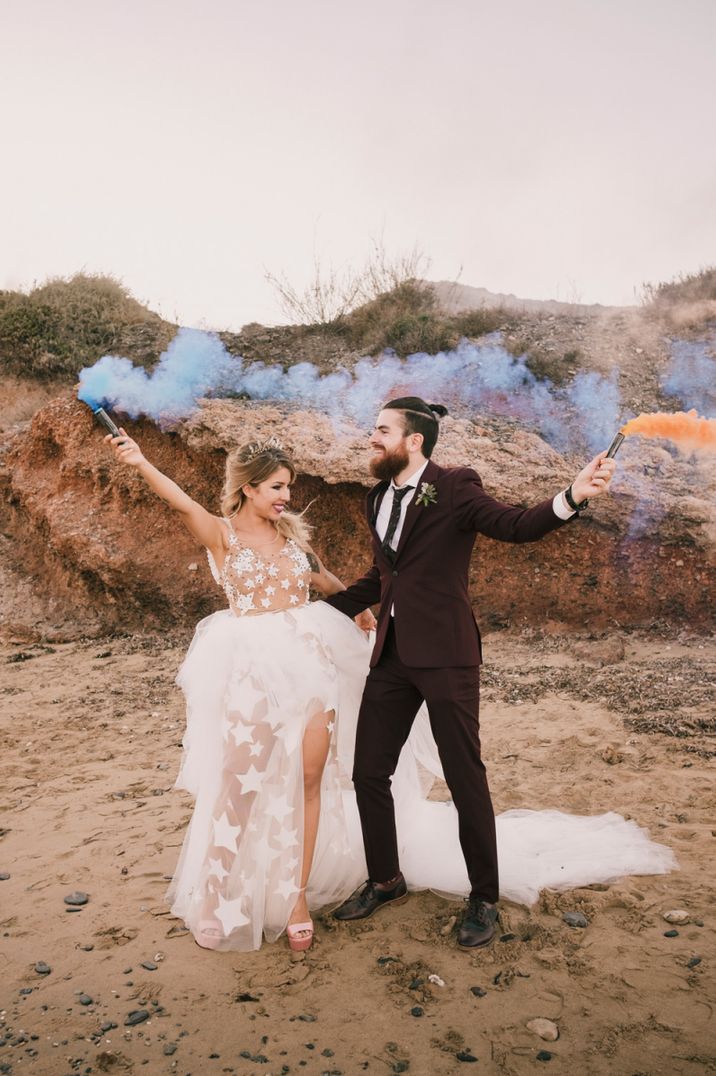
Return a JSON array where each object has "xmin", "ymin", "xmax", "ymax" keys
[{"xmin": 2, "ymin": 0, "xmax": 715, "ymax": 331}]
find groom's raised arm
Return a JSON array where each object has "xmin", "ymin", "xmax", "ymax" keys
[
  {"xmin": 323, "ymin": 560, "xmax": 382, "ymax": 618},
  {"xmin": 452, "ymin": 467, "xmax": 571, "ymax": 543}
]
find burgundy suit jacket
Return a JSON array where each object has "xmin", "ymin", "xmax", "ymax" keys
[{"xmin": 325, "ymin": 459, "xmax": 571, "ymax": 668}]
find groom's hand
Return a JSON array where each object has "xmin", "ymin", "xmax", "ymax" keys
[
  {"xmin": 571, "ymin": 451, "xmax": 616, "ymax": 503},
  {"xmin": 354, "ymin": 609, "xmax": 377, "ymax": 635}
]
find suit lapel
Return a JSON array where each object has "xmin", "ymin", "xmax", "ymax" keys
[
  {"xmin": 367, "ymin": 481, "xmax": 389, "ymax": 531},
  {"xmin": 394, "ymin": 459, "xmax": 440, "ymax": 561}
]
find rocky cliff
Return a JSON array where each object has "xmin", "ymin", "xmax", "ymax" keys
[{"xmin": 1, "ymin": 393, "xmax": 713, "ymax": 640}]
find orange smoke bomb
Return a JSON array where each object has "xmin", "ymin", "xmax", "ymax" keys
[{"xmin": 620, "ymin": 409, "xmax": 716, "ymax": 452}]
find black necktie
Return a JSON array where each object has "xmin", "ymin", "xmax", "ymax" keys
[{"xmin": 381, "ymin": 486, "xmax": 411, "ymax": 561}]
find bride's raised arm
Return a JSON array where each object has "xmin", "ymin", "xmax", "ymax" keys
[{"xmin": 105, "ymin": 429, "xmax": 225, "ymax": 552}]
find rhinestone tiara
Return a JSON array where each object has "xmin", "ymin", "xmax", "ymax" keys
[{"xmin": 239, "ymin": 436, "xmax": 285, "ymax": 461}]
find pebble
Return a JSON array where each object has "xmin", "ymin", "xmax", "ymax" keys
[
  {"xmin": 0, "ymin": 873, "xmax": 10, "ymax": 881},
  {"xmin": 526, "ymin": 1018, "xmax": 559, "ymax": 1042},
  {"xmin": 163, "ymin": 1043, "xmax": 177, "ymax": 1055},
  {"xmin": 456, "ymin": 1051, "xmax": 478, "ymax": 1062},
  {"xmin": 428, "ymin": 974, "xmax": 445, "ymax": 987},
  {"xmin": 500, "ymin": 932, "xmax": 517, "ymax": 942},
  {"xmin": 78, "ymin": 994, "xmax": 93, "ymax": 1006},
  {"xmin": 298, "ymin": 1014, "xmax": 317, "ymax": 1022},
  {"xmin": 664, "ymin": 930, "xmax": 679, "ymax": 938},
  {"xmin": 140, "ymin": 961, "xmax": 158, "ymax": 971},
  {"xmin": 100, "ymin": 1022, "xmax": 117, "ymax": 1032},
  {"xmin": 440, "ymin": 915, "xmax": 457, "ymax": 936},
  {"xmin": 687, "ymin": 956, "xmax": 702, "ymax": 968},
  {"xmin": 34, "ymin": 962, "xmax": 51, "ymax": 975},
  {"xmin": 124, "ymin": 1010, "xmax": 150, "ymax": 1026},
  {"xmin": 20, "ymin": 988, "xmax": 33, "ymax": 995},
  {"xmin": 563, "ymin": 912, "xmax": 589, "ymax": 929},
  {"xmin": 64, "ymin": 890, "xmax": 89, "ymax": 906},
  {"xmin": 537, "ymin": 1050, "xmax": 553, "ymax": 1061},
  {"xmin": 79, "ymin": 944, "xmax": 94, "ymax": 952},
  {"xmin": 410, "ymin": 1006, "xmax": 423, "ymax": 1017},
  {"xmin": 470, "ymin": 986, "xmax": 487, "ymax": 997},
  {"xmin": 663, "ymin": 910, "xmax": 689, "ymax": 925}
]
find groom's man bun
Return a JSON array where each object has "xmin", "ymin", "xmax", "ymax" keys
[{"xmin": 384, "ymin": 396, "xmax": 448, "ymax": 458}]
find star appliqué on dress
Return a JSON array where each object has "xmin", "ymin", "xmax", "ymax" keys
[
  {"xmin": 213, "ymin": 812, "xmax": 242, "ymax": 852},
  {"xmin": 214, "ymin": 893, "xmax": 250, "ymax": 933},
  {"xmin": 208, "ymin": 857, "xmax": 229, "ymax": 882},
  {"xmin": 275, "ymin": 877, "xmax": 299, "ymax": 900},
  {"xmin": 237, "ymin": 764, "xmax": 264, "ymax": 795}
]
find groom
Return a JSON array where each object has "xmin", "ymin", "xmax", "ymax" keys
[{"xmin": 325, "ymin": 397, "xmax": 616, "ymax": 947}]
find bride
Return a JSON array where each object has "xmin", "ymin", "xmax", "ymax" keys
[{"xmin": 106, "ymin": 429, "xmax": 676, "ymax": 953}]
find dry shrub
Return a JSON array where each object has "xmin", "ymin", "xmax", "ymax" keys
[
  {"xmin": 642, "ymin": 267, "xmax": 716, "ymax": 330},
  {"xmin": 266, "ymin": 245, "xmax": 429, "ymax": 327},
  {"xmin": 643, "ymin": 266, "xmax": 716, "ymax": 306},
  {"xmin": 338, "ymin": 281, "xmax": 505, "ymax": 356},
  {"xmin": 266, "ymin": 247, "xmax": 506, "ymax": 356},
  {"xmin": 0, "ymin": 273, "xmax": 174, "ymax": 380}
]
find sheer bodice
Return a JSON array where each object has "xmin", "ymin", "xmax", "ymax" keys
[{"xmin": 207, "ymin": 522, "xmax": 312, "ymax": 617}]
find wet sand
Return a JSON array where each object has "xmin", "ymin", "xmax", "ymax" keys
[{"xmin": 1, "ymin": 628, "xmax": 714, "ymax": 1075}]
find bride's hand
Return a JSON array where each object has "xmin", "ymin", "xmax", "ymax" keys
[
  {"xmin": 105, "ymin": 429, "xmax": 145, "ymax": 468},
  {"xmin": 354, "ymin": 609, "xmax": 377, "ymax": 635}
]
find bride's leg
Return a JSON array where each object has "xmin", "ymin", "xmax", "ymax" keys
[
  {"xmin": 195, "ymin": 714, "xmax": 273, "ymax": 941},
  {"xmin": 288, "ymin": 711, "xmax": 332, "ymax": 933}
]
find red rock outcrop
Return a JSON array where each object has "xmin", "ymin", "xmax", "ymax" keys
[{"xmin": 1, "ymin": 393, "xmax": 714, "ymax": 637}]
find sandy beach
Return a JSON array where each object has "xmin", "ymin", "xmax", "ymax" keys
[{"xmin": 1, "ymin": 625, "xmax": 714, "ymax": 1075}]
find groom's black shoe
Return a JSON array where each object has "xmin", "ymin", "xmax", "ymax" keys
[
  {"xmin": 332, "ymin": 874, "xmax": 409, "ymax": 921},
  {"xmin": 457, "ymin": 898, "xmax": 498, "ymax": 949}
]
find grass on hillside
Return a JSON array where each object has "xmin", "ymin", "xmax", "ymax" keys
[
  {"xmin": 1, "ymin": 273, "xmax": 511, "ymax": 386},
  {"xmin": 336, "ymin": 280, "xmax": 506, "ymax": 356},
  {"xmin": 643, "ymin": 266, "xmax": 716, "ymax": 306},
  {"xmin": 642, "ymin": 267, "xmax": 716, "ymax": 330},
  {"xmin": 265, "ymin": 248, "xmax": 510, "ymax": 356},
  {"xmin": 0, "ymin": 274, "xmax": 174, "ymax": 379}
]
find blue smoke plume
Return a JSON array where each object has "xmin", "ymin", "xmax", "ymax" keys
[
  {"xmin": 78, "ymin": 327, "xmax": 622, "ymax": 453},
  {"xmin": 662, "ymin": 339, "xmax": 716, "ymax": 416}
]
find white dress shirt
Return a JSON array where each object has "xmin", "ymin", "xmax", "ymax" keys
[{"xmin": 374, "ymin": 460, "xmax": 430, "ymax": 548}]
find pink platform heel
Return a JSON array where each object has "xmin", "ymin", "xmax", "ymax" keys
[
  {"xmin": 286, "ymin": 920, "xmax": 314, "ymax": 952},
  {"xmin": 195, "ymin": 920, "xmax": 224, "ymax": 950},
  {"xmin": 287, "ymin": 887, "xmax": 313, "ymax": 952}
]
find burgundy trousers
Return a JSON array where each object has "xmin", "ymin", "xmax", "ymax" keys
[{"xmin": 352, "ymin": 619, "xmax": 499, "ymax": 904}]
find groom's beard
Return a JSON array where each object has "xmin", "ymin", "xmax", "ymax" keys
[{"xmin": 369, "ymin": 442, "xmax": 410, "ymax": 481}]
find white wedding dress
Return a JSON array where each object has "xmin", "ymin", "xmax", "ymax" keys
[{"xmin": 167, "ymin": 526, "xmax": 676, "ymax": 951}]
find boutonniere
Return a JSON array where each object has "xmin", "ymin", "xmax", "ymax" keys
[{"xmin": 415, "ymin": 481, "xmax": 438, "ymax": 507}]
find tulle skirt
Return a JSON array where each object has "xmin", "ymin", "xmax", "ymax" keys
[{"xmin": 167, "ymin": 603, "xmax": 676, "ymax": 950}]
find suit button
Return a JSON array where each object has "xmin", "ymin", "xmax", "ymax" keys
[{"xmin": 392, "ymin": 570, "xmax": 398, "ymax": 577}]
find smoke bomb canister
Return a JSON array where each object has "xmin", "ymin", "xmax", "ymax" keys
[
  {"xmin": 606, "ymin": 432, "xmax": 625, "ymax": 458},
  {"xmin": 93, "ymin": 407, "xmax": 122, "ymax": 438}
]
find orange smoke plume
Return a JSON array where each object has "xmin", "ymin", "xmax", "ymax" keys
[{"xmin": 621, "ymin": 409, "xmax": 716, "ymax": 452}]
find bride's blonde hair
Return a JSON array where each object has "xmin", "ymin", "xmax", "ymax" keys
[{"xmin": 220, "ymin": 438, "xmax": 312, "ymax": 549}]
